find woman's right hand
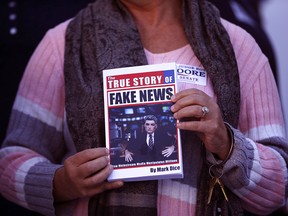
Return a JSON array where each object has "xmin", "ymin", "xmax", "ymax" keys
[{"xmin": 53, "ymin": 148, "xmax": 124, "ymax": 202}]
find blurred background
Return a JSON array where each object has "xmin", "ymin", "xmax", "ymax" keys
[{"xmin": 261, "ymin": 0, "xmax": 288, "ymax": 137}]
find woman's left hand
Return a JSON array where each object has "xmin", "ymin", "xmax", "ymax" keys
[{"xmin": 171, "ymin": 88, "xmax": 231, "ymax": 160}]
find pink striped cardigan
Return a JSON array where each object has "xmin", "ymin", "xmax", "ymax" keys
[{"xmin": 0, "ymin": 18, "xmax": 287, "ymax": 216}]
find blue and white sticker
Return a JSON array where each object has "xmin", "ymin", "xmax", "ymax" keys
[{"xmin": 176, "ymin": 64, "xmax": 207, "ymax": 86}]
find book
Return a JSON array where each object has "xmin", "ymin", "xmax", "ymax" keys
[{"xmin": 103, "ymin": 63, "xmax": 183, "ymax": 182}]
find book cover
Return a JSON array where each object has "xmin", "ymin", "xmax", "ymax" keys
[{"xmin": 103, "ymin": 63, "xmax": 183, "ymax": 182}]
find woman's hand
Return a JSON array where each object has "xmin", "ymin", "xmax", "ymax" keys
[
  {"xmin": 53, "ymin": 148, "xmax": 124, "ymax": 202},
  {"xmin": 171, "ymin": 88, "xmax": 231, "ymax": 160}
]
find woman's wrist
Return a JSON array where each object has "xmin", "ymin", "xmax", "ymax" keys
[{"xmin": 219, "ymin": 122, "xmax": 234, "ymax": 163}]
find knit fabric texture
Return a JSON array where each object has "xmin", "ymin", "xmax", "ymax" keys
[{"xmin": 64, "ymin": 0, "xmax": 242, "ymax": 215}]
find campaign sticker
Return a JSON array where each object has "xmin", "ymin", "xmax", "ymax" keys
[{"xmin": 176, "ymin": 64, "xmax": 207, "ymax": 86}]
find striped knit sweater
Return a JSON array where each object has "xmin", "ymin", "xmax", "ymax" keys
[{"xmin": 0, "ymin": 18, "xmax": 287, "ymax": 216}]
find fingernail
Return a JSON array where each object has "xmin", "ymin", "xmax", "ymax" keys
[
  {"xmin": 171, "ymin": 95, "xmax": 176, "ymax": 101},
  {"xmin": 173, "ymin": 112, "xmax": 178, "ymax": 119}
]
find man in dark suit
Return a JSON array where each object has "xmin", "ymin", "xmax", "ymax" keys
[{"xmin": 125, "ymin": 115, "xmax": 177, "ymax": 163}]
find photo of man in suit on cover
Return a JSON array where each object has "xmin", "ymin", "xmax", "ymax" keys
[{"xmin": 124, "ymin": 115, "xmax": 177, "ymax": 163}]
